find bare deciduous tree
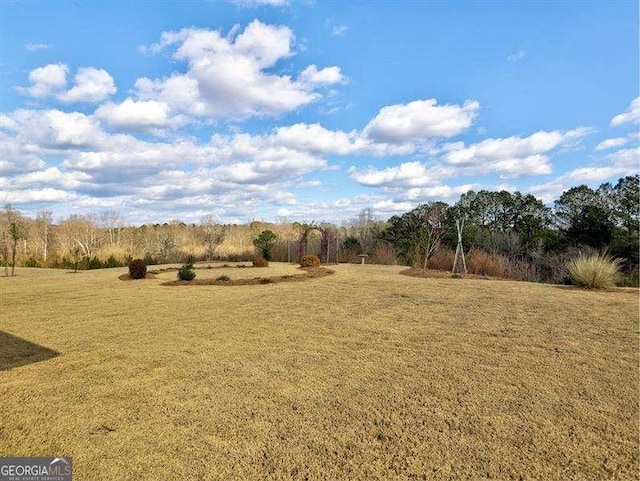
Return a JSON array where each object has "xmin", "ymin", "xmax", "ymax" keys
[
  {"xmin": 152, "ymin": 223, "xmax": 183, "ymax": 263},
  {"xmin": 35, "ymin": 210, "xmax": 53, "ymax": 263},
  {"xmin": 200, "ymin": 215, "xmax": 226, "ymax": 260},
  {"xmin": 414, "ymin": 202, "xmax": 447, "ymax": 270},
  {"xmin": 59, "ymin": 215, "xmax": 98, "ymax": 259},
  {"xmin": 99, "ymin": 210, "xmax": 122, "ymax": 247},
  {"xmin": 343, "ymin": 207, "xmax": 382, "ymax": 254}
]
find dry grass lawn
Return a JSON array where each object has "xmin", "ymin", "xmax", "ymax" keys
[{"xmin": 0, "ymin": 263, "xmax": 638, "ymax": 480}]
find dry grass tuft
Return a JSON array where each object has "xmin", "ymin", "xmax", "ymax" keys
[
  {"xmin": 466, "ymin": 249, "xmax": 514, "ymax": 278},
  {"xmin": 426, "ymin": 249, "xmax": 517, "ymax": 279},
  {"xmin": 567, "ymin": 251, "xmax": 623, "ymax": 289},
  {"xmin": 300, "ymin": 254, "xmax": 321, "ymax": 268},
  {"xmin": 370, "ymin": 243, "xmax": 397, "ymax": 265},
  {"xmin": 0, "ymin": 264, "xmax": 637, "ymax": 480},
  {"xmin": 426, "ymin": 248, "xmax": 455, "ymax": 270},
  {"xmin": 252, "ymin": 256, "xmax": 269, "ymax": 268}
]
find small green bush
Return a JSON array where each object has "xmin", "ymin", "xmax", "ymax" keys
[
  {"xmin": 227, "ymin": 252, "xmax": 252, "ymax": 262},
  {"xmin": 178, "ymin": 263, "xmax": 196, "ymax": 281},
  {"xmin": 143, "ymin": 252, "xmax": 156, "ymax": 266},
  {"xmin": 129, "ymin": 259, "xmax": 147, "ymax": 279},
  {"xmin": 566, "ymin": 252, "xmax": 623, "ymax": 289},
  {"xmin": 621, "ymin": 267, "xmax": 640, "ymax": 287},
  {"xmin": 342, "ymin": 236, "xmax": 363, "ymax": 254},
  {"xmin": 253, "ymin": 230, "xmax": 277, "ymax": 261},
  {"xmin": 87, "ymin": 256, "xmax": 104, "ymax": 270},
  {"xmin": 216, "ymin": 275, "xmax": 231, "ymax": 281},
  {"xmin": 253, "ymin": 256, "xmax": 269, "ymax": 267},
  {"xmin": 104, "ymin": 255, "xmax": 120, "ymax": 268},
  {"xmin": 300, "ymin": 254, "xmax": 321, "ymax": 268},
  {"xmin": 24, "ymin": 258, "xmax": 41, "ymax": 268}
]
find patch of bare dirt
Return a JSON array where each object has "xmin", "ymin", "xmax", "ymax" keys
[
  {"xmin": 118, "ymin": 272, "xmax": 157, "ymax": 281},
  {"xmin": 400, "ymin": 267, "xmax": 509, "ymax": 281}
]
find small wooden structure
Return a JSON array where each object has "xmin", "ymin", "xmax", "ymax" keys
[
  {"xmin": 357, "ymin": 254, "xmax": 369, "ymax": 265},
  {"xmin": 452, "ymin": 218, "xmax": 467, "ymax": 274},
  {"xmin": 297, "ymin": 223, "xmax": 339, "ymax": 263}
]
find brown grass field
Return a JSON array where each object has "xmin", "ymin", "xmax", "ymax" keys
[{"xmin": 0, "ymin": 263, "xmax": 638, "ymax": 480}]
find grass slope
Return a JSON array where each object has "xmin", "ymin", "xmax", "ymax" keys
[{"xmin": 0, "ymin": 264, "xmax": 638, "ymax": 480}]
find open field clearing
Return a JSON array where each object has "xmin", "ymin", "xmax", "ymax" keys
[{"xmin": 0, "ymin": 264, "xmax": 638, "ymax": 480}]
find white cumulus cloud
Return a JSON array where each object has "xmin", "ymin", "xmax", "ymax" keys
[
  {"xmin": 348, "ymin": 161, "xmax": 453, "ymax": 188},
  {"xmin": 528, "ymin": 146, "xmax": 639, "ymax": 202},
  {"xmin": 57, "ymin": 67, "xmax": 116, "ymax": 103},
  {"xmin": 271, "ymin": 123, "xmax": 357, "ymax": 155},
  {"xmin": 135, "ymin": 20, "xmax": 343, "ymax": 121},
  {"xmin": 3, "ymin": 109, "xmax": 105, "ymax": 149},
  {"xmin": 605, "ymin": 146, "xmax": 640, "ymax": 168},
  {"xmin": 441, "ymin": 128, "xmax": 591, "ymax": 177},
  {"xmin": 17, "ymin": 64, "xmax": 115, "ymax": 103},
  {"xmin": 299, "ymin": 65, "xmax": 346, "ymax": 86},
  {"xmin": 12, "ymin": 167, "xmax": 92, "ymax": 190},
  {"xmin": 95, "ymin": 99, "xmax": 174, "ymax": 130},
  {"xmin": 364, "ymin": 98, "xmax": 479, "ymax": 144},
  {"xmin": 401, "ymin": 184, "xmax": 476, "ymax": 201},
  {"xmin": 0, "ymin": 187, "xmax": 77, "ymax": 203},
  {"xmin": 595, "ymin": 137, "xmax": 629, "ymax": 151},
  {"xmin": 611, "ymin": 97, "xmax": 640, "ymax": 126},
  {"xmin": 17, "ymin": 63, "xmax": 68, "ymax": 97}
]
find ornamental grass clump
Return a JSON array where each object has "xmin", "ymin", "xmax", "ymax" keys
[
  {"xmin": 252, "ymin": 256, "xmax": 269, "ymax": 267},
  {"xmin": 567, "ymin": 252, "xmax": 623, "ymax": 289},
  {"xmin": 300, "ymin": 254, "xmax": 321, "ymax": 268}
]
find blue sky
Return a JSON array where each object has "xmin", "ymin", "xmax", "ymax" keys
[{"xmin": 1, "ymin": 0, "xmax": 638, "ymax": 224}]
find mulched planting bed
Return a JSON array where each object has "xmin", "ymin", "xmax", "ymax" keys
[
  {"xmin": 400, "ymin": 267, "xmax": 510, "ymax": 281},
  {"xmin": 118, "ymin": 272, "xmax": 157, "ymax": 281},
  {"xmin": 160, "ymin": 267, "xmax": 334, "ymax": 286}
]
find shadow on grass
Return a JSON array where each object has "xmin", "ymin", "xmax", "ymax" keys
[{"xmin": 0, "ymin": 331, "xmax": 60, "ymax": 371}]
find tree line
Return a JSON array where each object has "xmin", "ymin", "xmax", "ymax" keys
[
  {"xmin": 379, "ymin": 175, "xmax": 638, "ymax": 284},
  {"xmin": 1, "ymin": 175, "xmax": 637, "ymax": 285}
]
